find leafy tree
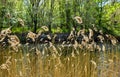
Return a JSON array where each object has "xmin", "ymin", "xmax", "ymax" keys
[{"xmin": 0, "ymin": 0, "xmax": 120, "ymax": 36}]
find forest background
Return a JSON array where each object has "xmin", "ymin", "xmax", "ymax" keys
[{"xmin": 0, "ymin": 0, "xmax": 120, "ymax": 36}]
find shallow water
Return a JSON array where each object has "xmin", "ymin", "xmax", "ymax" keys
[{"xmin": 0, "ymin": 44, "xmax": 120, "ymax": 77}]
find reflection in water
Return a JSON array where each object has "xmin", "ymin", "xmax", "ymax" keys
[{"xmin": 0, "ymin": 44, "xmax": 120, "ymax": 77}]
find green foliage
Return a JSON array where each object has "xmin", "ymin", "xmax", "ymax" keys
[
  {"xmin": 11, "ymin": 26, "xmax": 29, "ymax": 33},
  {"xmin": 102, "ymin": 2, "xmax": 120, "ymax": 35},
  {"xmin": 0, "ymin": 0, "xmax": 120, "ymax": 36}
]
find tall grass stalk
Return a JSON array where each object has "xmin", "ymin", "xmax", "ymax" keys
[{"xmin": 0, "ymin": 44, "xmax": 120, "ymax": 77}]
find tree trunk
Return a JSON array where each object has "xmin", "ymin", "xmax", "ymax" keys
[
  {"xmin": 73, "ymin": 0, "xmax": 77, "ymax": 31},
  {"xmin": 65, "ymin": 0, "xmax": 71, "ymax": 32},
  {"xmin": 98, "ymin": 0, "xmax": 103, "ymax": 28},
  {"xmin": 48, "ymin": 0, "xmax": 55, "ymax": 33},
  {"xmin": 33, "ymin": 13, "xmax": 37, "ymax": 33}
]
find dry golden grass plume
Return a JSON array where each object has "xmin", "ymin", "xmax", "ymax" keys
[
  {"xmin": 92, "ymin": 24, "xmax": 98, "ymax": 32},
  {"xmin": 52, "ymin": 34, "xmax": 57, "ymax": 43},
  {"xmin": 0, "ymin": 28, "xmax": 12, "ymax": 44},
  {"xmin": 74, "ymin": 16, "xmax": 82, "ymax": 24},
  {"xmin": 96, "ymin": 45, "xmax": 101, "ymax": 51},
  {"xmin": 97, "ymin": 35, "xmax": 104, "ymax": 43},
  {"xmin": 47, "ymin": 35, "xmax": 51, "ymax": 40},
  {"xmin": 0, "ymin": 34, "xmax": 5, "ymax": 42},
  {"xmin": 67, "ymin": 30, "xmax": 74, "ymax": 40},
  {"xmin": 17, "ymin": 18, "xmax": 24, "ymax": 26},
  {"xmin": 77, "ymin": 29, "xmax": 85, "ymax": 36},
  {"xmin": 87, "ymin": 44, "xmax": 94, "ymax": 51},
  {"xmin": 88, "ymin": 28, "xmax": 94, "ymax": 40},
  {"xmin": 102, "ymin": 44, "xmax": 106, "ymax": 51},
  {"xmin": 0, "ymin": 56, "xmax": 11, "ymax": 70},
  {"xmin": 90, "ymin": 60, "xmax": 97, "ymax": 69},
  {"xmin": 49, "ymin": 42, "xmax": 58, "ymax": 55},
  {"xmin": 7, "ymin": 35, "xmax": 20, "ymax": 52},
  {"xmin": 26, "ymin": 31, "xmax": 37, "ymax": 42},
  {"xmin": 99, "ymin": 30, "xmax": 103, "ymax": 34},
  {"xmin": 81, "ymin": 39, "xmax": 87, "ymax": 47},
  {"xmin": 73, "ymin": 40, "xmax": 78, "ymax": 50},
  {"xmin": 35, "ymin": 48, "xmax": 41, "ymax": 56},
  {"xmin": 71, "ymin": 51, "xmax": 76, "ymax": 58},
  {"xmin": 1, "ymin": 28, "xmax": 12, "ymax": 35},
  {"xmin": 37, "ymin": 30, "xmax": 42, "ymax": 37},
  {"xmin": 82, "ymin": 35, "xmax": 89, "ymax": 43},
  {"xmin": 41, "ymin": 26, "xmax": 49, "ymax": 32},
  {"xmin": 8, "ymin": 35, "xmax": 20, "ymax": 47},
  {"xmin": 106, "ymin": 34, "xmax": 118, "ymax": 45}
]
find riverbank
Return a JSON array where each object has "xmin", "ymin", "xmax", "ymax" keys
[{"xmin": 15, "ymin": 32, "xmax": 120, "ymax": 44}]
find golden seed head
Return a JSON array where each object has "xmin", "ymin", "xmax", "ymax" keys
[
  {"xmin": 18, "ymin": 18, "xmax": 24, "ymax": 26},
  {"xmin": 41, "ymin": 26, "xmax": 49, "ymax": 32},
  {"xmin": 27, "ymin": 31, "xmax": 36, "ymax": 42},
  {"xmin": 74, "ymin": 16, "xmax": 82, "ymax": 24}
]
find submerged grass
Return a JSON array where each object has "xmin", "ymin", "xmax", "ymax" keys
[{"xmin": 0, "ymin": 44, "xmax": 120, "ymax": 77}]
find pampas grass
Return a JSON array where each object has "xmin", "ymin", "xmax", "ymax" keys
[{"xmin": 0, "ymin": 44, "xmax": 120, "ymax": 77}]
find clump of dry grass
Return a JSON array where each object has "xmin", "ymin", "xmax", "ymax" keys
[
  {"xmin": 0, "ymin": 45, "xmax": 120, "ymax": 77},
  {"xmin": 26, "ymin": 31, "xmax": 37, "ymax": 42},
  {"xmin": 17, "ymin": 18, "xmax": 24, "ymax": 27},
  {"xmin": 41, "ymin": 26, "xmax": 49, "ymax": 32},
  {"xmin": 0, "ymin": 27, "xmax": 12, "ymax": 35},
  {"xmin": 106, "ymin": 34, "xmax": 118, "ymax": 45},
  {"xmin": 8, "ymin": 35, "xmax": 21, "ymax": 52},
  {"xmin": 74, "ymin": 16, "xmax": 83, "ymax": 24},
  {"xmin": 0, "ymin": 56, "xmax": 11, "ymax": 70}
]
